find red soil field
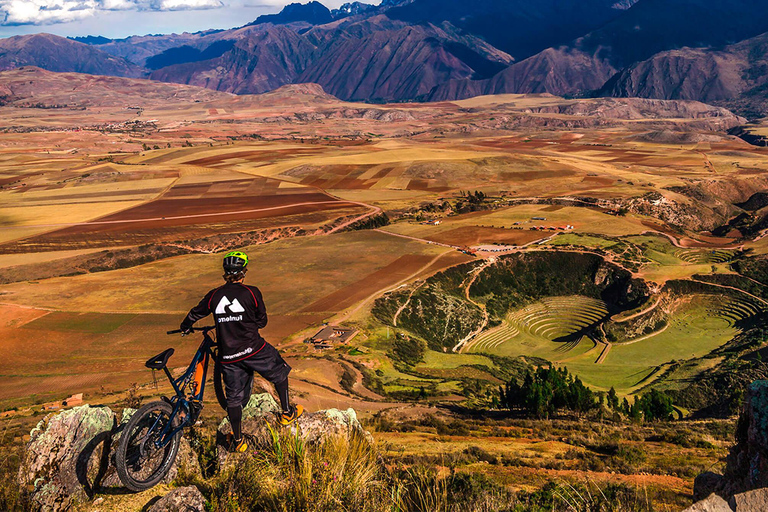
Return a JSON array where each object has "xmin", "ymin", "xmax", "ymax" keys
[
  {"xmin": 184, "ymin": 148, "xmax": 321, "ymax": 167},
  {"xmin": 7, "ymin": 208, "xmax": 364, "ymax": 251},
  {"xmin": 40, "ymin": 192, "xmax": 352, "ymax": 234},
  {"xmin": 301, "ymin": 254, "xmax": 436, "ymax": 313}
]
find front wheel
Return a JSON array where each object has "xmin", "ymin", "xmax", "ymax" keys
[{"xmin": 116, "ymin": 401, "xmax": 181, "ymax": 491}]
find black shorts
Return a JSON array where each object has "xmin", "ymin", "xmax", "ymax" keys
[{"xmin": 220, "ymin": 342, "xmax": 291, "ymax": 409}]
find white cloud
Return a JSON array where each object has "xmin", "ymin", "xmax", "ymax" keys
[
  {"xmin": 0, "ymin": 0, "xmax": 223, "ymax": 25},
  {"xmin": 151, "ymin": 0, "xmax": 221, "ymax": 10}
]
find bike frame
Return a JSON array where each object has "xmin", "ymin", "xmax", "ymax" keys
[{"xmin": 150, "ymin": 328, "xmax": 216, "ymax": 449}]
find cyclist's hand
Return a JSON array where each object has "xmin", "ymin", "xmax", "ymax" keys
[{"xmin": 180, "ymin": 324, "xmax": 193, "ymax": 336}]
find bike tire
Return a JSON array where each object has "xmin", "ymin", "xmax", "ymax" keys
[{"xmin": 115, "ymin": 400, "xmax": 181, "ymax": 492}]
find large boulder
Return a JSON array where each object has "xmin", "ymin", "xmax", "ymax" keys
[
  {"xmin": 721, "ymin": 380, "xmax": 768, "ymax": 496},
  {"xmin": 18, "ymin": 405, "xmax": 116, "ymax": 511},
  {"xmin": 217, "ymin": 394, "xmax": 370, "ymax": 469},
  {"xmin": 682, "ymin": 493, "xmax": 732, "ymax": 512},
  {"xmin": 147, "ymin": 485, "xmax": 207, "ymax": 512},
  {"xmin": 730, "ymin": 488, "xmax": 768, "ymax": 511},
  {"xmin": 18, "ymin": 403, "xmax": 199, "ymax": 510}
]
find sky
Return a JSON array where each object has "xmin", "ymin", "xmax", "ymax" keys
[{"xmin": 0, "ymin": 0, "xmax": 368, "ymax": 39}]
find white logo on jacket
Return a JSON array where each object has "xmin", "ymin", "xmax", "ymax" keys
[{"xmin": 215, "ymin": 296, "xmax": 245, "ymax": 315}]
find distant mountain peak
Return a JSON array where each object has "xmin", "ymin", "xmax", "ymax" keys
[
  {"xmin": 331, "ymin": 2, "xmax": 376, "ymax": 19},
  {"xmin": 611, "ymin": 0, "xmax": 639, "ymax": 10},
  {"xmin": 249, "ymin": 1, "xmax": 333, "ymax": 26},
  {"xmin": 67, "ymin": 35, "xmax": 113, "ymax": 45}
]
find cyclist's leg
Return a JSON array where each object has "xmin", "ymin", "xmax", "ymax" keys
[
  {"xmin": 241, "ymin": 371, "xmax": 254, "ymax": 409},
  {"xmin": 221, "ymin": 362, "xmax": 250, "ymax": 441},
  {"xmin": 240, "ymin": 342, "xmax": 293, "ymax": 413}
]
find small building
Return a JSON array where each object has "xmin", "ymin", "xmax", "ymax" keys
[
  {"xmin": 309, "ymin": 326, "xmax": 358, "ymax": 347},
  {"xmin": 63, "ymin": 393, "xmax": 83, "ymax": 407}
]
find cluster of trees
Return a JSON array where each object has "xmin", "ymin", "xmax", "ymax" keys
[
  {"xmin": 501, "ymin": 366, "xmax": 676, "ymax": 421},
  {"xmin": 607, "ymin": 387, "xmax": 675, "ymax": 421},
  {"xmin": 390, "ymin": 334, "xmax": 426, "ymax": 366},
  {"xmin": 350, "ymin": 212, "xmax": 390, "ymax": 230},
  {"xmin": 454, "ymin": 190, "xmax": 489, "ymax": 214},
  {"xmin": 500, "ymin": 366, "xmax": 597, "ymax": 418}
]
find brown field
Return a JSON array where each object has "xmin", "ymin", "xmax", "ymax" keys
[{"xmin": 302, "ymin": 254, "xmax": 435, "ymax": 313}]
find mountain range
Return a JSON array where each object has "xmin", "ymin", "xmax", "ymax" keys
[{"xmin": 0, "ymin": 0, "xmax": 767, "ymax": 117}]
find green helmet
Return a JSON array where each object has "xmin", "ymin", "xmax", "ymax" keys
[{"xmin": 223, "ymin": 251, "xmax": 248, "ymax": 275}]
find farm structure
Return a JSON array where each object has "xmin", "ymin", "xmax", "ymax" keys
[{"xmin": 308, "ymin": 325, "xmax": 358, "ymax": 349}]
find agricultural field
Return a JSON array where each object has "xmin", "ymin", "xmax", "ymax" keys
[
  {"xmin": 1, "ymin": 70, "xmax": 768, "ymax": 510},
  {"xmin": 1, "ymin": 77, "xmax": 767, "ymax": 409}
]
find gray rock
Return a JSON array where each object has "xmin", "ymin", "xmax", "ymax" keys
[
  {"xmin": 18, "ymin": 403, "xmax": 202, "ymax": 510},
  {"xmin": 683, "ymin": 493, "xmax": 733, "ymax": 512},
  {"xmin": 730, "ymin": 488, "xmax": 768, "ymax": 511},
  {"xmin": 218, "ymin": 392, "xmax": 280, "ymax": 431},
  {"xmin": 216, "ymin": 395, "xmax": 370, "ymax": 469},
  {"xmin": 722, "ymin": 380, "xmax": 768, "ymax": 496},
  {"xmin": 147, "ymin": 485, "xmax": 206, "ymax": 512},
  {"xmin": 18, "ymin": 405, "xmax": 117, "ymax": 511}
]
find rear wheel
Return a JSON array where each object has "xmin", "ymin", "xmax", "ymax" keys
[{"xmin": 115, "ymin": 401, "xmax": 181, "ymax": 491}]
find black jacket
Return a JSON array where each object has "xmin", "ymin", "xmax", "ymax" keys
[{"xmin": 182, "ymin": 282, "xmax": 268, "ymax": 363}]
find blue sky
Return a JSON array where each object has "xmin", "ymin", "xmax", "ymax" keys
[{"xmin": 0, "ymin": 0, "xmax": 369, "ymax": 39}]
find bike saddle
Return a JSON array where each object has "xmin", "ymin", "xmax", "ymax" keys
[{"xmin": 146, "ymin": 348, "xmax": 174, "ymax": 370}]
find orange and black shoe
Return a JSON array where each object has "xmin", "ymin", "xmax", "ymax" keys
[
  {"xmin": 225, "ymin": 433, "xmax": 249, "ymax": 453},
  {"xmin": 279, "ymin": 404, "xmax": 304, "ymax": 426}
]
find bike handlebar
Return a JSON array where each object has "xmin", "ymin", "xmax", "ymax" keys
[{"xmin": 166, "ymin": 326, "xmax": 216, "ymax": 335}]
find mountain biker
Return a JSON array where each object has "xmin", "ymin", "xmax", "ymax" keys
[{"xmin": 180, "ymin": 250, "xmax": 303, "ymax": 453}]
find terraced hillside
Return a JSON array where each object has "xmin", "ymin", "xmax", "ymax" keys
[{"xmin": 470, "ymin": 296, "xmax": 608, "ymax": 356}]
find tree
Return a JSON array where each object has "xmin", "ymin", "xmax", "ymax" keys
[{"xmin": 607, "ymin": 387, "xmax": 619, "ymax": 410}]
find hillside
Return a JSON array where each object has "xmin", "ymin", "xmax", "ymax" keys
[
  {"xmin": 1, "ymin": 0, "xmax": 768, "ymax": 110},
  {"xmin": 600, "ymin": 32, "xmax": 768, "ymax": 118},
  {"xmin": 0, "ymin": 67, "xmax": 232, "ymax": 107},
  {"xmin": 0, "ymin": 63, "xmax": 768, "ymax": 511},
  {"xmin": 0, "ymin": 34, "xmax": 144, "ymax": 78}
]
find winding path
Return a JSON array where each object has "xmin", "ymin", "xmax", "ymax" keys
[
  {"xmin": 454, "ymin": 259, "xmax": 494, "ymax": 353},
  {"xmin": 612, "ymin": 296, "xmax": 662, "ymax": 323}
]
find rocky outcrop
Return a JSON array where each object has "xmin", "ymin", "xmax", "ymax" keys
[
  {"xmin": 17, "ymin": 404, "xmax": 197, "ymax": 511},
  {"xmin": 18, "ymin": 405, "xmax": 116, "ymax": 511},
  {"xmin": 689, "ymin": 381, "xmax": 768, "ymax": 509},
  {"xmin": 217, "ymin": 393, "xmax": 371, "ymax": 469},
  {"xmin": 722, "ymin": 380, "xmax": 768, "ymax": 494},
  {"xmin": 147, "ymin": 485, "xmax": 207, "ymax": 512},
  {"xmin": 683, "ymin": 494, "xmax": 732, "ymax": 512}
]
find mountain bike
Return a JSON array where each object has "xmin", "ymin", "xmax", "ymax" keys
[{"xmin": 115, "ymin": 326, "xmax": 231, "ymax": 491}]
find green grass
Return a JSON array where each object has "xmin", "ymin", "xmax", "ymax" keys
[
  {"xmin": 420, "ymin": 351, "xmax": 494, "ymax": 369},
  {"xmin": 467, "ymin": 292, "xmax": 765, "ymax": 393},
  {"xmin": 674, "ymin": 249, "xmax": 737, "ymax": 264},
  {"xmin": 470, "ymin": 296, "xmax": 607, "ymax": 358},
  {"xmin": 547, "ymin": 234, "xmax": 619, "ymax": 249}
]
